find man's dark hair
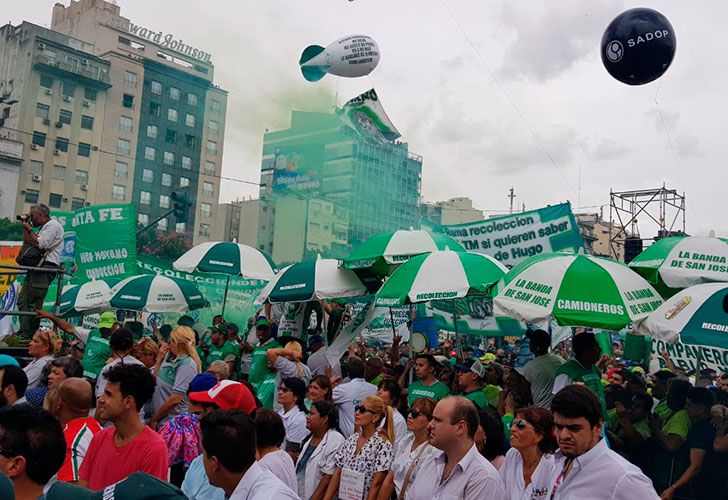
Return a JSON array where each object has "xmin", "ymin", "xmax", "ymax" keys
[
  {"xmin": 105, "ymin": 364, "xmax": 155, "ymax": 411},
  {"xmin": 686, "ymin": 387, "xmax": 715, "ymax": 411},
  {"xmin": 109, "ymin": 327, "xmax": 134, "ymax": 353},
  {"xmin": 0, "ymin": 405, "xmax": 65, "ymax": 485},
  {"xmin": 653, "ymin": 370, "xmax": 677, "ymax": 384},
  {"xmin": 667, "ymin": 378, "xmax": 693, "ymax": 411},
  {"xmin": 478, "ymin": 407, "xmax": 506, "ymax": 459},
  {"xmin": 0, "ymin": 365, "xmax": 28, "ymax": 399},
  {"xmin": 347, "ymin": 357, "xmax": 366, "ymax": 379},
  {"xmin": 201, "ymin": 409, "xmax": 256, "ymax": 473},
  {"xmin": 572, "ymin": 332, "xmax": 598, "ymax": 357},
  {"xmin": 253, "ymin": 408, "xmax": 286, "ymax": 448},
  {"xmin": 416, "ymin": 354, "xmax": 439, "ymax": 369},
  {"xmin": 377, "ymin": 380, "xmax": 401, "ymax": 405},
  {"xmin": 631, "ymin": 391, "xmax": 654, "ymax": 411},
  {"xmin": 50, "ymin": 356, "xmax": 83, "ymax": 379},
  {"xmin": 448, "ymin": 396, "xmax": 479, "ymax": 439},
  {"xmin": 552, "ymin": 385, "xmax": 603, "ymax": 428}
]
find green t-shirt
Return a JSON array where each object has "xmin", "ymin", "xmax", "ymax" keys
[
  {"xmin": 633, "ymin": 418, "xmax": 651, "ymax": 441},
  {"xmin": 556, "ymin": 359, "xmax": 607, "ymax": 418},
  {"xmin": 607, "ymin": 408, "xmax": 620, "ymax": 433},
  {"xmin": 407, "ymin": 380, "xmax": 450, "ymax": 407},
  {"xmin": 653, "ymin": 399, "xmax": 674, "ymax": 427},
  {"xmin": 249, "ymin": 339, "xmax": 280, "ymax": 386},
  {"xmin": 461, "ymin": 389, "xmax": 488, "ymax": 410},
  {"xmin": 205, "ymin": 341, "xmax": 239, "ymax": 371},
  {"xmin": 81, "ymin": 329, "xmax": 111, "ymax": 380},
  {"xmin": 482, "ymin": 384, "xmax": 502, "ymax": 408},
  {"xmin": 662, "ymin": 408, "xmax": 691, "ymax": 440},
  {"xmin": 258, "ymin": 373, "xmax": 276, "ymax": 409},
  {"xmin": 502, "ymin": 413, "xmax": 514, "ymax": 441}
]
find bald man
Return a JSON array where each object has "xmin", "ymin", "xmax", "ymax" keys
[{"xmin": 50, "ymin": 378, "xmax": 102, "ymax": 483}]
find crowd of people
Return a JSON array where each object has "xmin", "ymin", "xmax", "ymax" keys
[{"xmin": 0, "ymin": 303, "xmax": 726, "ymax": 500}]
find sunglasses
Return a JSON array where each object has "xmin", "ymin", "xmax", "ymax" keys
[
  {"xmin": 354, "ymin": 405, "xmax": 376, "ymax": 415},
  {"xmin": 408, "ymin": 409, "xmax": 429, "ymax": 419},
  {"xmin": 511, "ymin": 419, "xmax": 533, "ymax": 430}
]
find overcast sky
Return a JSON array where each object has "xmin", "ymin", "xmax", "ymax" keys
[{"xmin": 7, "ymin": 1, "xmax": 727, "ymax": 238}]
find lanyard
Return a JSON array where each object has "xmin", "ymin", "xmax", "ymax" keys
[{"xmin": 549, "ymin": 457, "xmax": 573, "ymax": 500}]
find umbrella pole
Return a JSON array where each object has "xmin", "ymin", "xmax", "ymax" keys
[
  {"xmin": 453, "ymin": 301, "xmax": 463, "ymax": 359},
  {"xmin": 389, "ymin": 307, "xmax": 397, "ymax": 341},
  {"xmin": 221, "ymin": 275, "xmax": 230, "ymax": 318}
]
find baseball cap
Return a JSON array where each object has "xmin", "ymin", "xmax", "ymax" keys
[
  {"xmin": 469, "ymin": 360, "xmax": 487, "ymax": 379},
  {"xmin": 255, "ymin": 318, "xmax": 270, "ymax": 329},
  {"xmin": 0, "ymin": 354, "xmax": 19, "ymax": 368},
  {"xmin": 177, "ymin": 315, "xmax": 195, "ymax": 327},
  {"xmin": 478, "ymin": 352, "xmax": 497, "ymax": 363},
  {"xmin": 188, "ymin": 372, "xmax": 218, "ymax": 393},
  {"xmin": 189, "ymin": 380, "xmax": 256, "ymax": 414},
  {"xmin": 47, "ymin": 472, "xmax": 185, "ymax": 499},
  {"xmin": 210, "ymin": 323, "xmax": 230, "ymax": 335},
  {"xmin": 98, "ymin": 311, "xmax": 117, "ymax": 329}
]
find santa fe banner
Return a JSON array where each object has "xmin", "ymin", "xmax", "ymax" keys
[{"xmin": 439, "ymin": 203, "xmax": 584, "ymax": 268}]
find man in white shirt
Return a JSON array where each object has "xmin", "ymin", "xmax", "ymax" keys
[
  {"xmin": 518, "ymin": 329, "xmax": 565, "ymax": 408},
  {"xmin": 200, "ymin": 409, "xmax": 298, "ymax": 500},
  {"xmin": 332, "ymin": 357, "xmax": 377, "ymax": 437},
  {"xmin": 407, "ymin": 396, "xmax": 506, "ymax": 500},
  {"xmin": 17, "ymin": 204, "xmax": 64, "ymax": 339},
  {"xmin": 548, "ymin": 385, "xmax": 659, "ymax": 500}
]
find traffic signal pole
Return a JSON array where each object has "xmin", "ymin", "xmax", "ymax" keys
[{"xmin": 136, "ymin": 208, "xmax": 175, "ymax": 236}]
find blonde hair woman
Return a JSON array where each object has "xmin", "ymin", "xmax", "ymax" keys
[
  {"xmin": 267, "ymin": 340, "xmax": 312, "ymax": 410},
  {"xmin": 323, "ymin": 395, "xmax": 395, "ymax": 500},
  {"xmin": 148, "ymin": 326, "xmax": 201, "ymax": 430},
  {"xmin": 133, "ymin": 337, "xmax": 160, "ymax": 369},
  {"xmin": 24, "ymin": 328, "xmax": 59, "ymax": 389}
]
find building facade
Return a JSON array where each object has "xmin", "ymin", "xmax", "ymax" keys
[
  {"xmin": 576, "ymin": 212, "xmax": 624, "ymax": 261},
  {"xmin": 420, "ymin": 197, "xmax": 484, "ymax": 226},
  {"xmin": 216, "ymin": 198, "xmax": 261, "ymax": 246}
]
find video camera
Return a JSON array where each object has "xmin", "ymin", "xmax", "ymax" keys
[{"xmin": 16, "ymin": 214, "xmax": 30, "ymax": 223}]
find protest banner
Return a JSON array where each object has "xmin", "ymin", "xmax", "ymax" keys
[
  {"xmin": 0, "ymin": 243, "xmax": 22, "ymax": 294},
  {"xmin": 439, "ymin": 202, "xmax": 584, "ymax": 268},
  {"xmin": 651, "ymin": 337, "xmax": 728, "ymax": 373}
]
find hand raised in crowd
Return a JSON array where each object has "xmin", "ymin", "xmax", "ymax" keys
[
  {"xmin": 711, "ymin": 404, "xmax": 728, "ymax": 430},
  {"xmin": 615, "ymin": 401, "xmax": 629, "ymax": 421},
  {"xmin": 35, "ymin": 308, "xmax": 52, "ymax": 318}
]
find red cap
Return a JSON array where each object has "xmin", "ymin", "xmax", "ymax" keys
[{"xmin": 189, "ymin": 380, "xmax": 256, "ymax": 414}]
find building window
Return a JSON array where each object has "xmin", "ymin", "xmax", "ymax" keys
[
  {"xmin": 204, "ymin": 161, "xmax": 215, "ymax": 175},
  {"xmin": 40, "ymin": 74, "xmax": 53, "ymax": 89},
  {"xmin": 147, "ymin": 124, "xmax": 158, "ymax": 139},
  {"xmin": 167, "ymin": 108, "xmax": 178, "ymax": 122},
  {"xmin": 144, "ymin": 146, "xmax": 156, "ymax": 161},
  {"xmin": 59, "ymin": 109, "xmax": 72, "ymax": 125},
  {"xmin": 158, "ymin": 217, "xmax": 168, "ymax": 231},
  {"xmin": 185, "ymin": 114, "xmax": 195, "ymax": 127},
  {"xmin": 52, "ymin": 165, "xmax": 66, "ymax": 180},
  {"xmin": 84, "ymin": 88, "xmax": 97, "ymax": 101},
  {"xmin": 180, "ymin": 177, "xmax": 190, "ymax": 188},
  {"xmin": 28, "ymin": 160, "xmax": 43, "ymax": 175},
  {"xmin": 187, "ymin": 93, "xmax": 198, "ymax": 106},
  {"xmin": 78, "ymin": 142, "xmax": 91, "ymax": 157},
  {"xmin": 32, "ymin": 131, "xmax": 46, "ymax": 147},
  {"xmin": 122, "ymin": 93, "xmax": 134, "ymax": 108},
  {"xmin": 115, "ymin": 161, "xmax": 128, "ymax": 179},
  {"xmin": 199, "ymin": 224, "xmax": 210, "ymax": 237},
  {"xmin": 151, "ymin": 80, "xmax": 162, "ymax": 95},
  {"xmin": 169, "ymin": 87, "xmax": 180, "ymax": 101},
  {"xmin": 117, "ymin": 139, "xmax": 130, "ymax": 156},
  {"xmin": 112, "ymin": 184, "xmax": 126, "ymax": 201},
  {"xmin": 55, "ymin": 137, "xmax": 69, "ymax": 152},
  {"xmin": 24, "ymin": 189, "xmax": 39, "ymax": 204},
  {"xmin": 36, "ymin": 103, "xmax": 50, "ymax": 120},
  {"xmin": 164, "ymin": 151, "xmax": 175, "ymax": 165},
  {"xmin": 61, "ymin": 81, "xmax": 76, "ymax": 97},
  {"xmin": 208, "ymin": 120, "xmax": 219, "ymax": 134},
  {"xmin": 149, "ymin": 102, "xmax": 161, "ymax": 117},
  {"xmin": 181, "ymin": 156, "xmax": 192, "ymax": 169},
  {"xmin": 175, "ymin": 222, "xmax": 186, "ymax": 233},
  {"xmin": 74, "ymin": 170, "xmax": 88, "ymax": 184},
  {"xmin": 159, "ymin": 194, "xmax": 170, "ymax": 209},
  {"xmin": 201, "ymin": 203, "xmax": 211, "ymax": 218},
  {"xmin": 165, "ymin": 129, "xmax": 177, "ymax": 144},
  {"xmin": 71, "ymin": 197, "xmax": 85, "ymax": 210},
  {"xmin": 184, "ymin": 134, "xmax": 195, "ymax": 149},
  {"xmin": 81, "ymin": 115, "xmax": 94, "ymax": 130},
  {"xmin": 119, "ymin": 116, "xmax": 132, "ymax": 132},
  {"xmin": 203, "ymin": 182, "xmax": 214, "ymax": 197},
  {"xmin": 124, "ymin": 70, "xmax": 137, "ymax": 87},
  {"xmin": 49, "ymin": 193, "xmax": 63, "ymax": 208},
  {"xmin": 142, "ymin": 168, "xmax": 153, "ymax": 183},
  {"xmin": 206, "ymin": 140, "xmax": 217, "ymax": 156},
  {"xmin": 140, "ymin": 191, "xmax": 151, "ymax": 205},
  {"xmin": 161, "ymin": 173, "xmax": 172, "ymax": 187},
  {"xmin": 211, "ymin": 99, "xmax": 220, "ymax": 114},
  {"xmin": 138, "ymin": 213, "xmax": 149, "ymax": 226}
]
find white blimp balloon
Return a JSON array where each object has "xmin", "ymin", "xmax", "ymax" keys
[{"xmin": 299, "ymin": 34, "xmax": 380, "ymax": 82}]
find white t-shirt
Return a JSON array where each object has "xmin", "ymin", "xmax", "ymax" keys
[
  {"xmin": 257, "ymin": 449, "xmax": 298, "ymax": 493},
  {"xmin": 36, "ymin": 218, "xmax": 64, "ymax": 266},
  {"xmin": 332, "ymin": 378, "xmax": 378, "ymax": 438},
  {"xmin": 391, "ymin": 433, "xmax": 436, "ymax": 496},
  {"xmin": 278, "ymin": 405, "xmax": 308, "ymax": 449},
  {"xmin": 499, "ymin": 447, "xmax": 556, "ymax": 500},
  {"xmin": 95, "ymin": 355, "xmax": 146, "ymax": 401},
  {"xmin": 229, "ymin": 461, "xmax": 298, "ymax": 500}
]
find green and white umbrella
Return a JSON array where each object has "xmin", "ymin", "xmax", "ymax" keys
[
  {"xmin": 344, "ymin": 229, "xmax": 466, "ymax": 274},
  {"xmin": 173, "ymin": 241, "xmax": 276, "ymax": 280},
  {"xmin": 110, "ymin": 275, "xmax": 207, "ymax": 313},
  {"xmin": 492, "ymin": 252, "xmax": 663, "ymax": 330},
  {"xmin": 374, "ymin": 251, "xmax": 508, "ymax": 306},
  {"xmin": 629, "ymin": 236, "xmax": 728, "ymax": 294},
  {"xmin": 57, "ymin": 278, "xmax": 119, "ymax": 316},
  {"xmin": 255, "ymin": 258, "xmax": 368, "ymax": 304},
  {"xmin": 634, "ymin": 282, "xmax": 728, "ymax": 349}
]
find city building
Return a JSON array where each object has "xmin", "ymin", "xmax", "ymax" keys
[
  {"xmin": 216, "ymin": 198, "xmax": 260, "ymax": 246},
  {"xmin": 258, "ymin": 110, "xmax": 422, "ymax": 264},
  {"xmin": 0, "ymin": 21, "xmax": 112, "ymax": 216},
  {"xmin": 420, "ymin": 197, "xmax": 484, "ymax": 226},
  {"xmin": 0, "ymin": 137, "xmax": 23, "ymax": 219},
  {"xmin": 576, "ymin": 212, "xmax": 624, "ymax": 261}
]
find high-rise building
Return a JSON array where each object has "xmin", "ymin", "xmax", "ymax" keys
[
  {"xmin": 258, "ymin": 110, "xmax": 422, "ymax": 264},
  {"xmin": 216, "ymin": 198, "xmax": 261, "ymax": 246},
  {"xmin": 576, "ymin": 212, "xmax": 624, "ymax": 261},
  {"xmin": 420, "ymin": 197, "xmax": 484, "ymax": 226},
  {"xmin": 0, "ymin": 0, "xmax": 227, "ymax": 243}
]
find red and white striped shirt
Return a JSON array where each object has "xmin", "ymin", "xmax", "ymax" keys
[{"xmin": 58, "ymin": 416, "xmax": 102, "ymax": 482}]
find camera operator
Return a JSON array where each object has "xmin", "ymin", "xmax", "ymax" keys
[{"xmin": 16, "ymin": 204, "xmax": 64, "ymax": 340}]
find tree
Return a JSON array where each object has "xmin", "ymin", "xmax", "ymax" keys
[
  {"xmin": 0, "ymin": 218, "xmax": 22, "ymax": 241},
  {"xmin": 136, "ymin": 227, "xmax": 191, "ymax": 261}
]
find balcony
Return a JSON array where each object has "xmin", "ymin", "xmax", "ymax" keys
[{"xmin": 33, "ymin": 53, "xmax": 112, "ymax": 90}]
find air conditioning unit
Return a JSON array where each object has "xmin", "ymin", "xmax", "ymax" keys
[
  {"xmin": 53, "ymin": 148, "xmax": 60, "ymax": 155},
  {"xmin": 38, "ymin": 42, "xmax": 45, "ymax": 50},
  {"xmin": 55, "ymin": 121, "xmax": 63, "ymax": 128},
  {"xmin": 42, "ymin": 118, "xmax": 50, "ymax": 125},
  {"xmin": 80, "ymin": 59, "xmax": 88, "ymax": 66},
  {"xmin": 44, "ymin": 89, "xmax": 52, "ymax": 96},
  {"xmin": 62, "ymin": 95, "xmax": 71, "ymax": 102},
  {"xmin": 82, "ymin": 99, "xmax": 90, "ymax": 107},
  {"xmin": 32, "ymin": 174, "xmax": 42, "ymax": 182},
  {"xmin": 91, "ymin": 145, "xmax": 99, "ymax": 151},
  {"xmin": 80, "ymin": 184, "xmax": 88, "ymax": 191},
  {"xmin": 30, "ymin": 143, "xmax": 39, "ymax": 151}
]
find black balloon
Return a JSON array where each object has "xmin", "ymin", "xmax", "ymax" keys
[{"xmin": 601, "ymin": 8, "xmax": 676, "ymax": 85}]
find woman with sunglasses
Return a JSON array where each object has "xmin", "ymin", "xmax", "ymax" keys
[
  {"xmin": 278, "ymin": 377, "xmax": 309, "ymax": 461},
  {"xmin": 24, "ymin": 328, "xmax": 58, "ymax": 388},
  {"xmin": 499, "ymin": 406, "xmax": 558, "ymax": 500},
  {"xmin": 323, "ymin": 395, "xmax": 394, "ymax": 500},
  {"xmin": 378, "ymin": 397, "xmax": 437, "ymax": 500},
  {"xmin": 297, "ymin": 401, "xmax": 344, "ymax": 500}
]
